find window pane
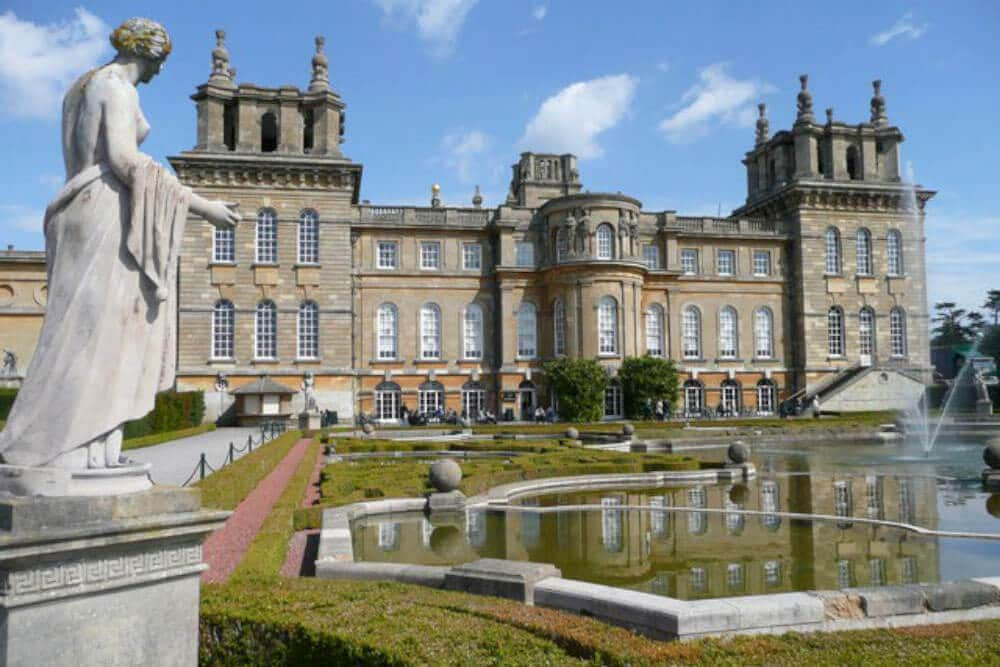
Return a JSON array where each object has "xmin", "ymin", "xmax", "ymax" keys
[
  {"xmin": 754, "ymin": 308, "xmax": 773, "ymax": 358},
  {"xmin": 517, "ymin": 303, "xmax": 536, "ymax": 357},
  {"xmin": 463, "ymin": 305, "xmax": 483, "ymax": 359},
  {"xmin": 682, "ymin": 307, "xmax": 701, "ymax": 358},
  {"xmin": 212, "ymin": 301, "xmax": 234, "ymax": 359},
  {"xmin": 828, "ymin": 308, "xmax": 844, "ymax": 356},
  {"xmin": 214, "ymin": 228, "xmax": 235, "ymax": 263},
  {"xmin": 681, "ymin": 249, "xmax": 698, "ymax": 275},
  {"xmin": 421, "ymin": 305, "xmax": 441, "ymax": 358},
  {"xmin": 753, "ymin": 250, "xmax": 770, "ymax": 276},
  {"xmin": 719, "ymin": 307, "xmax": 737, "ymax": 358},
  {"xmin": 717, "ymin": 250, "xmax": 735, "ymax": 275},
  {"xmin": 256, "ymin": 209, "xmax": 277, "ymax": 263},
  {"xmin": 825, "ymin": 229, "xmax": 841, "ymax": 274},
  {"xmin": 377, "ymin": 305, "xmax": 397, "ymax": 359},
  {"xmin": 463, "ymin": 243, "xmax": 482, "ymax": 270},
  {"xmin": 516, "ymin": 241, "xmax": 535, "ymax": 267},
  {"xmin": 377, "ymin": 242, "xmax": 398, "ymax": 269},
  {"xmin": 646, "ymin": 305, "xmax": 663, "ymax": 357},
  {"xmin": 298, "ymin": 210, "xmax": 319, "ymax": 264},
  {"xmin": 859, "ymin": 308, "xmax": 875, "ymax": 356},
  {"xmin": 297, "ymin": 301, "xmax": 319, "ymax": 359},
  {"xmin": 887, "ymin": 231, "xmax": 903, "ymax": 275},
  {"xmin": 890, "ymin": 309, "xmax": 906, "ymax": 356},
  {"xmin": 643, "ymin": 245, "xmax": 661, "ymax": 269},
  {"xmin": 598, "ymin": 297, "xmax": 618, "ymax": 355},
  {"xmin": 597, "ymin": 225, "xmax": 614, "ymax": 259},
  {"xmin": 856, "ymin": 229, "xmax": 872, "ymax": 275},
  {"xmin": 255, "ymin": 301, "xmax": 277, "ymax": 359},
  {"xmin": 420, "ymin": 242, "xmax": 441, "ymax": 269},
  {"xmin": 553, "ymin": 299, "xmax": 566, "ymax": 356}
]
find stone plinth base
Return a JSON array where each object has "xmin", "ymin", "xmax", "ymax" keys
[
  {"xmin": 444, "ymin": 558, "xmax": 560, "ymax": 605},
  {"xmin": 298, "ymin": 411, "xmax": 322, "ymax": 430},
  {"xmin": 983, "ymin": 469, "xmax": 1000, "ymax": 490},
  {"xmin": 978, "ymin": 400, "xmax": 994, "ymax": 416},
  {"xmin": 0, "ymin": 487, "xmax": 228, "ymax": 667},
  {"xmin": 0, "ymin": 462, "xmax": 152, "ymax": 497},
  {"xmin": 426, "ymin": 490, "xmax": 466, "ymax": 513}
]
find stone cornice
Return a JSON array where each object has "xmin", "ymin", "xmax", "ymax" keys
[{"xmin": 734, "ymin": 180, "xmax": 935, "ymax": 219}]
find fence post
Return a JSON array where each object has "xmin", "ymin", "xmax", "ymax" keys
[
  {"xmin": 248, "ymin": 433, "xmax": 253, "ymax": 453},
  {"xmin": 228, "ymin": 442, "xmax": 234, "ymax": 465},
  {"xmin": 199, "ymin": 453, "xmax": 207, "ymax": 480}
]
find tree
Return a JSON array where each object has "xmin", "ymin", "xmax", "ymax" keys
[
  {"xmin": 967, "ymin": 311, "xmax": 987, "ymax": 338},
  {"xmin": 984, "ymin": 290, "xmax": 1000, "ymax": 326},
  {"xmin": 542, "ymin": 357, "xmax": 609, "ymax": 422},
  {"xmin": 980, "ymin": 325, "xmax": 1000, "ymax": 367},
  {"xmin": 932, "ymin": 301, "xmax": 975, "ymax": 346},
  {"xmin": 617, "ymin": 355, "xmax": 679, "ymax": 419}
]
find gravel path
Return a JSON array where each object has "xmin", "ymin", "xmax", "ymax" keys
[
  {"xmin": 202, "ymin": 437, "xmax": 312, "ymax": 584},
  {"xmin": 128, "ymin": 426, "xmax": 261, "ymax": 487}
]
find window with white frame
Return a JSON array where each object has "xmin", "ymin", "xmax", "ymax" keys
[
  {"xmin": 212, "ymin": 300, "xmax": 234, "ymax": 359},
  {"xmin": 553, "ymin": 298, "xmax": 566, "ymax": 356},
  {"xmin": 374, "ymin": 382, "xmax": 400, "ymax": 420},
  {"xmin": 890, "ymin": 308, "xmax": 907, "ymax": 357},
  {"xmin": 213, "ymin": 227, "xmax": 235, "ymax": 263},
  {"xmin": 717, "ymin": 249, "xmax": 735, "ymax": 276},
  {"xmin": 649, "ymin": 495, "xmax": 670, "ymax": 538},
  {"xmin": 601, "ymin": 496, "xmax": 623, "ymax": 552},
  {"xmin": 837, "ymin": 560, "xmax": 854, "ymax": 589},
  {"xmin": 377, "ymin": 241, "xmax": 398, "ymax": 269},
  {"xmin": 643, "ymin": 244, "xmax": 661, "ymax": 269},
  {"xmin": 645, "ymin": 304, "xmax": 664, "ymax": 357},
  {"xmin": 718, "ymin": 306, "xmax": 738, "ymax": 358},
  {"xmin": 689, "ymin": 567, "xmax": 707, "ymax": 593},
  {"xmin": 420, "ymin": 241, "xmax": 441, "ymax": 270},
  {"xmin": 754, "ymin": 307, "xmax": 773, "ymax": 358},
  {"xmin": 376, "ymin": 304, "xmax": 398, "ymax": 359},
  {"xmin": 764, "ymin": 560, "xmax": 782, "ymax": 587},
  {"xmin": 721, "ymin": 380, "xmax": 740, "ymax": 415},
  {"xmin": 825, "ymin": 227, "xmax": 841, "ymax": 274},
  {"xmin": 297, "ymin": 300, "xmax": 319, "ymax": 359},
  {"xmin": 517, "ymin": 302, "xmax": 537, "ymax": 358},
  {"xmin": 887, "ymin": 230, "xmax": 903, "ymax": 276},
  {"xmin": 463, "ymin": 303, "xmax": 483, "ymax": 359},
  {"xmin": 681, "ymin": 249, "xmax": 698, "ymax": 275},
  {"xmin": 515, "ymin": 241, "xmax": 535, "ymax": 267},
  {"xmin": 420, "ymin": 303, "xmax": 441, "ymax": 359},
  {"xmin": 828, "ymin": 307, "xmax": 845, "ymax": 357},
  {"xmin": 684, "ymin": 380, "xmax": 704, "ymax": 415},
  {"xmin": 598, "ymin": 296, "xmax": 618, "ymax": 355},
  {"xmin": 462, "ymin": 385, "xmax": 485, "ymax": 417},
  {"xmin": 254, "ymin": 300, "xmax": 277, "ymax": 359},
  {"xmin": 757, "ymin": 380, "xmax": 776, "ymax": 415},
  {"xmin": 604, "ymin": 382, "xmax": 623, "ymax": 418},
  {"xmin": 859, "ymin": 307, "xmax": 875, "ymax": 357},
  {"xmin": 687, "ymin": 486, "xmax": 707, "ymax": 535},
  {"xmin": 682, "ymin": 306, "xmax": 702, "ymax": 359},
  {"xmin": 727, "ymin": 563, "xmax": 745, "ymax": 591},
  {"xmin": 761, "ymin": 480, "xmax": 781, "ymax": 530},
  {"xmin": 753, "ymin": 250, "xmax": 771, "ymax": 276},
  {"xmin": 297, "ymin": 209, "xmax": 319, "ymax": 264},
  {"xmin": 834, "ymin": 479, "xmax": 853, "ymax": 528},
  {"xmin": 596, "ymin": 224, "xmax": 614, "ymax": 260},
  {"xmin": 865, "ymin": 475, "xmax": 884, "ymax": 520},
  {"xmin": 462, "ymin": 243, "xmax": 482, "ymax": 270},
  {"xmin": 418, "ymin": 384, "xmax": 444, "ymax": 414},
  {"xmin": 255, "ymin": 209, "xmax": 278, "ymax": 264},
  {"xmin": 856, "ymin": 228, "xmax": 872, "ymax": 275},
  {"xmin": 555, "ymin": 229, "xmax": 569, "ymax": 262},
  {"xmin": 869, "ymin": 558, "xmax": 886, "ymax": 587}
]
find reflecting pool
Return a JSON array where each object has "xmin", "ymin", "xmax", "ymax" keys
[{"xmin": 350, "ymin": 437, "xmax": 1000, "ymax": 600}]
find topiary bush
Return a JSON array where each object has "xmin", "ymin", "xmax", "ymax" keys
[
  {"xmin": 542, "ymin": 357, "xmax": 609, "ymax": 422},
  {"xmin": 617, "ymin": 355, "xmax": 679, "ymax": 419}
]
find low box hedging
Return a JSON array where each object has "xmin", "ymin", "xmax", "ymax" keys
[
  {"xmin": 196, "ymin": 431, "xmax": 302, "ymax": 511},
  {"xmin": 123, "ymin": 390, "xmax": 206, "ymax": 439}
]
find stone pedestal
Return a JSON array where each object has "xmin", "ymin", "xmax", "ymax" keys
[
  {"xmin": 426, "ymin": 490, "xmax": 466, "ymax": 513},
  {"xmin": 298, "ymin": 410, "xmax": 321, "ymax": 431},
  {"xmin": 977, "ymin": 399, "xmax": 994, "ymax": 417},
  {"xmin": 983, "ymin": 469, "xmax": 1000, "ymax": 490},
  {"xmin": 0, "ymin": 487, "xmax": 227, "ymax": 667}
]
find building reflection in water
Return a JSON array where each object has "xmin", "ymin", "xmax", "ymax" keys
[{"xmin": 351, "ymin": 458, "xmax": 941, "ymax": 600}]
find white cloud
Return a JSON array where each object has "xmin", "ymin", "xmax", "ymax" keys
[
  {"xmin": 658, "ymin": 63, "xmax": 772, "ymax": 143},
  {"xmin": 0, "ymin": 8, "xmax": 109, "ymax": 120},
  {"xmin": 870, "ymin": 12, "xmax": 928, "ymax": 47},
  {"xmin": 372, "ymin": 0, "xmax": 478, "ymax": 57},
  {"xmin": 926, "ymin": 213, "xmax": 1000, "ymax": 313},
  {"xmin": 0, "ymin": 205, "xmax": 45, "ymax": 233},
  {"xmin": 518, "ymin": 74, "xmax": 638, "ymax": 159},
  {"xmin": 441, "ymin": 129, "xmax": 490, "ymax": 183},
  {"xmin": 532, "ymin": 5, "xmax": 548, "ymax": 21}
]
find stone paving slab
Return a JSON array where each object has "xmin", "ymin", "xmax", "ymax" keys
[{"xmin": 443, "ymin": 558, "xmax": 560, "ymax": 604}]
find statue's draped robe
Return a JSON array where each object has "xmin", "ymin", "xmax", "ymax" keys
[{"xmin": 0, "ymin": 158, "xmax": 189, "ymax": 467}]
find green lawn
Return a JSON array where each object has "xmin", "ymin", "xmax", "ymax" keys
[{"xmin": 121, "ymin": 423, "xmax": 217, "ymax": 451}]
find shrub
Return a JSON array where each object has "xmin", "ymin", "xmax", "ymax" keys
[
  {"xmin": 0, "ymin": 388, "xmax": 16, "ymax": 420},
  {"xmin": 617, "ymin": 355, "xmax": 679, "ymax": 419},
  {"xmin": 542, "ymin": 357, "xmax": 608, "ymax": 422},
  {"xmin": 123, "ymin": 390, "xmax": 206, "ymax": 439}
]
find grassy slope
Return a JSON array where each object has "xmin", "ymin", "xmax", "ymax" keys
[{"xmin": 195, "ymin": 431, "xmax": 302, "ymax": 510}]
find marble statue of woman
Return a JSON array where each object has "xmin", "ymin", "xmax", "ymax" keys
[{"xmin": 0, "ymin": 18, "xmax": 239, "ymax": 471}]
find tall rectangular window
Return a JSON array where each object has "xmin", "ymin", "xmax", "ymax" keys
[
  {"xmin": 255, "ymin": 209, "xmax": 278, "ymax": 264},
  {"xmin": 297, "ymin": 210, "xmax": 319, "ymax": 264},
  {"xmin": 297, "ymin": 301, "xmax": 319, "ymax": 359},
  {"xmin": 212, "ymin": 301, "xmax": 234, "ymax": 359},
  {"xmin": 214, "ymin": 228, "xmax": 235, "ymax": 263},
  {"xmin": 462, "ymin": 243, "xmax": 482, "ymax": 270},
  {"xmin": 377, "ymin": 241, "xmax": 398, "ymax": 269},
  {"xmin": 717, "ymin": 249, "xmax": 735, "ymax": 276},
  {"xmin": 642, "ymin": 244, "xmax": 661, "ymax": 269},
  {"xmin": 681, "ymin": 249, "xmax": 698, "ymax": 275},
  {"xmin": 515, "ymin": 241, "xmax": 535, "ymax": 267},
  {"xmin": 420, "ymin": 241, "xmax": 441, "ymax": 270},
  {"xmin": 753, "ymin": 250, "xmax": 771, "ymax": 276}
]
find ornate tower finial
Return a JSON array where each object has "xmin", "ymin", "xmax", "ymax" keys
[
  {"xmin": 209, "ymin": 29, "xmax": 234, "ymax": 86},
  {"xmin": 754, "ymin": 103, "xmax": 769, "ymax": 146},
  {"xmin": 825, "ymin": 107, "xmax": 834, "ymax": 126},
  {"xmin": 796, "ymin": 74, "xmax": 814, "ymax": 123},
  {"xmin": 472, "ymin": 185, "xmax": 483, "ymax": 208},
  {"xmin": 870, "ymin": 79, "xmax": 887, "ymax": 127},
  {"xmin": 309, "ymin": 36, "xmax": 330, "ymax": 92},
  {"xmin": 431, "ymin": 183, "xmax": 441, "ymax": 208}
]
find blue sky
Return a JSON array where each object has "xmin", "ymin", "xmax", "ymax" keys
[{"xmin": 1, "ymin": 1, "xmax": 997, "ymax": 313}]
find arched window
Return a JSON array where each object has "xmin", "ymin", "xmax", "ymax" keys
[
  {"xmin": 846, "ymin": 145, "xmax": 860, "ymax": 180},
  {"xmin": 718, "ymin": 306, "xmax": 738, "ymax": 359},
  {"xmin": 552, "ymin": 298, "xmax": 566, "ymax": 356},
  {"xmin": 261, "ymin": 111, "xmax": 278, "ymax": 152},
  {"xmin": 555, "ymin": 228, "xmax": 570, "ymax": 262},
  {"xmin": 887, "ymin": 230, "xmax": 903, "ymax": 276},
  {"xmin": 890, "ymin": 308, "xmax": 907, "ymax": 357},
  {"xmin": 255, "ymin": 300, "xmax": 277, "ymax": 359},
  {"xmin": 298, "ymin": 209, "xmax": 319, "ymax": 264},
  {"xmin": 828, "ymin": 307, "xmax": 845, "ymax": 357},
  {"xmin": 418, "ymin": 380, "xmax": 444, "ymax": 414},
  {"xmin": 682, "ymin": 306, "xmax": 702, "ymax": 359},
  {"xmin": 297, "ymin": 300, "xmax": 319, "ymax": 359},
  {"xmin": 856, "ymin": 228, "xmax": 872, "ymax": 275},
  {"xmin": 211, "ymin": 300, "xmax": 234, "ymax": 359},
  {"xmin": 720, "ymin": 379, "xmax": 740, "ymax": 416},
  {"xmin": 756, "ymin": 379, "xmax": 776, "ymax": 415},
  {"xmin": 376, "ymin": 304, "xmax": 398, "ymax": 359},
  {"xmin": 596, "ymin": 224, "xmax": 614, "ymax": 260},
  {"xmin": 461, "ymin": 380, "xmax": 485, "ymax": 418},
  {"xmin": 858, "ymin": 307, "xmax": 875, "ymax": 357},
  {"xmin": 645, "ymin": 304, "xmax": 664, "ymax": 357},
  {"xmin": 754, "ymin": 307, "xmax": 773, "ymax": 358},
  {"xmin": 463, "ymin": 303, "xmax": 483, "ymax": 360},
  {"xmin": 824, "ymin": 227, "xmax": 841, "ymax": 274},
  {"xmin": 517, "ymin": 302, "xmax": 537, "ymax": 358},
  {"xmin": 683, "ymin": 379, "xmax": 704, "ymax": 415},
  {"xmin": 598, "ymin": 296, "xmax": 618, "ymax": 355},
  {"xmin": 374, "ymin": 381, "xmax": 401, "ymax": 421},
  {"xmin": 420, "ymin": 303, "xmax": 441, "ymax": 359},
  {"xmin": 256, "ymin": 208, "xmax": 278, "ymax": 264}
]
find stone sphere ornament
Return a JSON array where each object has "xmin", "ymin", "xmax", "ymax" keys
[
  {"xmin": 565, "ymin": 427, "xmax": 579, "ymax": 440},
  {"xmin": 727, "ymin": 442, "xmax": 750, "ymax": 465},
  {"xmin": 984, "ymin": 440, "xmax": 1000, "ymax": 470},
  {"xmin": 429, "ymin": 458, "xmax": 462, "ymax": 492},
  {"xmin": 729, "ymin": 483, "xmax": 750, "ymax": 505},
  {"xmin": 622, "ymin": 423, "xmax": 636, "ymax": 436},
  {"xmin": 430, "ymin": 525, "xmax": 464, "ymax": 559},
  {"xmin": 987, "ymin": 495, "xmax": 1000, "ymax": 519}
]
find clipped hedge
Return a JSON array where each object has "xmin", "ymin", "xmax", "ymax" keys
[
  {"xmin": 123, "ymin": 390, "xmax": 206, "ymax": 439},
  {"xmin": 196, "ymin": 431, "xmax": 302, "ymax": 511},
  {"xmin": 0, "ymin": 388, "xmax": 16, "ymax": 420}
]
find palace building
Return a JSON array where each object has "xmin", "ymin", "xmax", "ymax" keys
[{"xmin": 0, "ymin": 33, "xmax": 935, "ymax": 424}]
